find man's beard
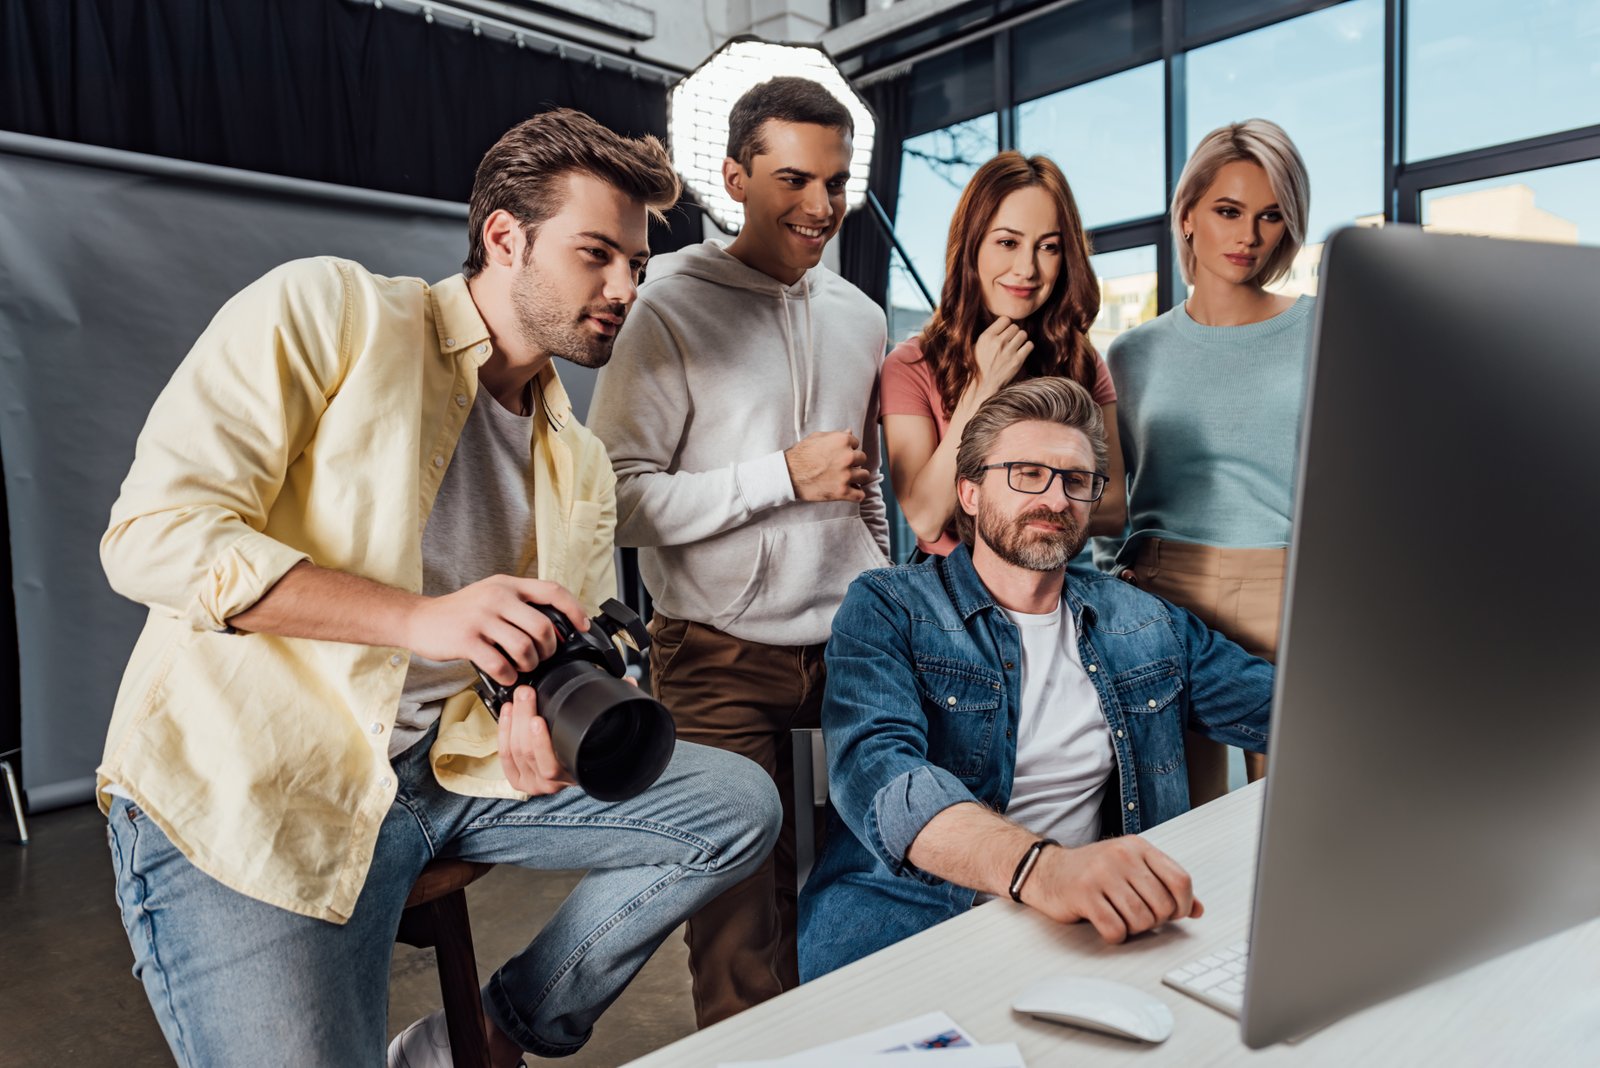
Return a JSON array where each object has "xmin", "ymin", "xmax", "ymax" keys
[
  {"xmin": 976, "ymin": 497, "xmax": 1087, "ymax": 572},
  {"xmin": 511, "ymin": 260, "xmax": 623, "ymax": 370}
]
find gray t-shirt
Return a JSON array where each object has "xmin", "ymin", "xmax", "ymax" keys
[{"xmin": 390, "ymin": 387, "xmax": 537, "ymax": 758}]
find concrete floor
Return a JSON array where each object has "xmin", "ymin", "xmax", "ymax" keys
[{"xmin": 0, "ymin": 803, "xmax": 699, "ymax": 1066}]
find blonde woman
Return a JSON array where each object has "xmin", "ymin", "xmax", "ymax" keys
[{"xmin": 1109, "ymin": 119, "xmax": 1312, "ymax": 806}]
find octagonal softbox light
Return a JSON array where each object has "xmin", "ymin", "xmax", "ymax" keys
[{"xmin": 669, "ymin": 37, "xmax": 876, "ymax": 234}]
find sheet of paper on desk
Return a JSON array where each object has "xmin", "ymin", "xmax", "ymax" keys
[
  {"xmin": 798, "ymin": 1010, "xmax": 978, "ymax": 1055},
  {"xmin": 719, "ymin": 1043, "xmax": 1025, "ymax": 1068},
  {"xmin": 717, "ymin": 1011, "xmax": 1025, "ymax": 1067}
]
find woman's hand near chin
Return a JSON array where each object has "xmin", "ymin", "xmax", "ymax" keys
[{"xmin": 971, "ymin": 315, "xmax": 1033, "ymax": 397}]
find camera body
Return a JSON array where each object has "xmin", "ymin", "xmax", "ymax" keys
[{"xmin": 474, "ymin": 598, "xmax": 675, "ymax": 802}]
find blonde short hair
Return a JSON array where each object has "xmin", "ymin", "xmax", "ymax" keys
[{"xmin": 1171, "ymin": 119, "xmax": 1310, "ymax": 287}]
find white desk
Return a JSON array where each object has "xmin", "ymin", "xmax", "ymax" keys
[{"xmin": 627, "ymin": 782, "xmax": 1600, "ymax": 1066}]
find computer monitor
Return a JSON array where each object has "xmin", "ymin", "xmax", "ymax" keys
[{"xmin": 1241, "ymin": 225, "xmax": 1600, "ymax": 1048}]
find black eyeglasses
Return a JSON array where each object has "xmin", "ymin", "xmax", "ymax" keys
[{"xmin": 979, "ymin": 461, "xmax": 1108, "ymax": 502}]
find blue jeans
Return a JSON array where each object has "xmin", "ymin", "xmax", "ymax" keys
[{"xmin": 107, "ymin": 732, "xmax": 781, "ymax": 1066}]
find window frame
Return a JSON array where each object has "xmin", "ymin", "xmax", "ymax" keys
[
  {"xmin": 850, "ymin": 0, "xmax": 1600, "ymax": 323},
  {"xmin": 1395, "ymin": 124, "xmax": 1600, "ymax": 226}
]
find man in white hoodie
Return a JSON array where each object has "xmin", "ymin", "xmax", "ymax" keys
[{"xmin": 589, "ymin": 76, "xmax": 890, "ymax": 1026}]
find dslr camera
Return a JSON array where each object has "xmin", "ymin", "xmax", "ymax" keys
[{"xmin": 474, "ymin": 598, "xmax": 674, "ymax": 802}]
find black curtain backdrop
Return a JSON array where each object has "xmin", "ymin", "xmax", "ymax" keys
[
  {"xmin": 0, "ymin": 0, "xmax": 698, "ymax": 207},
  {"xmin": 0, "ymin": 0, "xmax": 705, "ymax": 796},
  {"xmin": 839, "ymin": 72, "xmax": 909, "ymax": 311}
]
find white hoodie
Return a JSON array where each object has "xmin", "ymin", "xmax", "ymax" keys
[{"xmin": 589, "ymin": 239, "xmax": 890, "ymax": 646}]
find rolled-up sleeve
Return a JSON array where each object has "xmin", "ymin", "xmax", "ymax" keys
[
  {"xmin": 867, "ymin": 763, "xmax": 979, "ymax": 881},
  {"xmin": 822, "ymin": 575, "xmax": 978, "ymax": 883},
  {"xmin": 100, "ymin": 259, "xmax": 352, "ymax": 631}
]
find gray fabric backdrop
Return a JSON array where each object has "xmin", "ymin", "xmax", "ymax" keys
[{"xmin": 0, "ymin": 132, "xmax": 596, "ymax": 811}]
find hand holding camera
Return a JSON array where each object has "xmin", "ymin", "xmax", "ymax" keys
[
  {"xmin": 406, "ymin": 578, "xmax": 674, "ymax": 801},
  {"xmin": 403, "ymin": 574, "xmax": 590, "ymax": 686},
  {"xmin": 495, "ymin": 686, "xmax": 579, "ymax": 795},
  {"xmin": 471, "ymin": 597, "xmax": 675, "ymax": 802}
]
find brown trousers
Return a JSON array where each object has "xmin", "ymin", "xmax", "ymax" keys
[
  {"xmin": 646, "ymin": 614, "xmax": 826, "ymax": 1029},
  {"xmin": 1129, "ymin": 538, "xmax": 1286, "ymax": 806}
]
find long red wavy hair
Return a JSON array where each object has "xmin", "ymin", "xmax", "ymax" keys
[{"xmin": 918, "ymin": 152, "xmax": 1101, "ymax": 417}]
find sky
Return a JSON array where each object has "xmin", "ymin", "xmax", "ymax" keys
[{"xmin": 887, "ymin": 0, "xmax": 1599, "ymax": 312}]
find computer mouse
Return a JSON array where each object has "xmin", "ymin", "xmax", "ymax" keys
[{"xmin": 1012, "ymin": 975, "xmax": 1175, "ymax": 1043}]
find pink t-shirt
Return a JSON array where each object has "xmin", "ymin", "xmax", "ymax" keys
[{"xmin": 880, "ymin": 335, "xmax": 1118, "ymax": 556}]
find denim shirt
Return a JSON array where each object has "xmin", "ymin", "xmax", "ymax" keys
[{"xmin": 798, "ymin": 545, "xmax": 1272, "ymax": 980}]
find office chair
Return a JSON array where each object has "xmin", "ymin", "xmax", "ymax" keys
[{"xmin": 791, "ymin": 728, "xmax": 828, "ymax": 892}]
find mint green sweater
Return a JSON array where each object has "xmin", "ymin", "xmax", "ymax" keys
[{"xmin": 1107, "ymin": 295, "xmax": 1314, "ymax": 563}]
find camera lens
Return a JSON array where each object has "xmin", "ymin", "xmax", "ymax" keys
[
  {"xmin": 580, "ymin": 705, "xmax": 641, "ymax": 765},
  {"xmin": 536, "ymin": 663, "xmax": 675, "ymax": 801}
]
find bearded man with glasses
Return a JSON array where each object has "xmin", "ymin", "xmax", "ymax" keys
[{"xmin": 798, "ymin": 377, "xmax": 1276, "ymax": 979}]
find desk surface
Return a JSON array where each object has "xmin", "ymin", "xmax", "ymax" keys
[{"xmin": 628, "ymin": 782, "xmax": 1600, "ymax": 1066}]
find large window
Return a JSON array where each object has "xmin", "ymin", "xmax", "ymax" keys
[
  {"xmin": 861, "ymin": 0, "xmax": 1600, "ymax": 358},
  {"xmin": 1017, "ymin": 63, "xmax": 1165, "ymax": 231},
  {"xmin": 1089, "ymin": 245, "xmax": 1159, "ymax": 352},
  {"xmin": 1421, "ymin": 159, "xmax": 1600, "ymax": 247},
  {"xmin": 1406, "ymin": 0, "xmax": 1600, "ymax": 162},
  {"xmin": 1186, "ymin": 0, "xmax": 1385, "ymax": 251},
  {"xmin": 888, "ymin": 114, "xmax": 998, "ymax": 341},
  {"xmin": 869, "ymin": 0, "xmax": 1599, "ymax": 316}
]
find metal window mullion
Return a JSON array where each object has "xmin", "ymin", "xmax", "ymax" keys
[
  {"xmin": 1383, "ymin": 0, "xmax": 1404, "ymax": 223},
  {"xmin": 995, "ymin": 32, "xmax": 1015, "ymax": 151},
  {"xmin": 1160, "ymin": 0, "xmax": 1186, "ymax": 314},
  {"xmin": 1089, "ymin": 217, "xmax": 1166, "ymax": 256},
  {"xmin": 1395, "ymin": 124, "xmax": 1600, "ymax": 225},
  {"xmin": 1400, "ymin": 124, "xmax": 1600, "ymax": 187}
]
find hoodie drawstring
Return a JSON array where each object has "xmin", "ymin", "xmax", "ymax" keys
[
  {"xmin": 801, "ymin": 281, "xmax": 815, "ymax": 435},
  {"xmin": 779, "ymin": 287, "xmax": 807, "ymax": 441}
]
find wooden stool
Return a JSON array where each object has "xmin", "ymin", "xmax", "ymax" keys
[{"xmin": 397, "ymin": 859, "xmax": 495, "ymax": 1068}]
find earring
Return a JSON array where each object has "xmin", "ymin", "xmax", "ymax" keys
[{"xmin": 1183, "ymin": 230, "xmax": 1192, "ymax": 243}]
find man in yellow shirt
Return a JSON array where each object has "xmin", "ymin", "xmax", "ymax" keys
[{"xmin": 98, "ymin": 108, "xmax": 781, "ymax": 1068}]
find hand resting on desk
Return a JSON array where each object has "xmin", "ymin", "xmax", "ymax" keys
[
  {"xmin": 907, "ymin": 802, "xmax": 1203, "ymax": 944},
  {"xmin": 1019, "ymin": 836, "xmax": 1202, "ymax": 943}
]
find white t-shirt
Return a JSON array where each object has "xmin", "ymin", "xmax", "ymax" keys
[{"xmin": 1000, "ymin": 602, "xmax": 1116, "ymax": 848}]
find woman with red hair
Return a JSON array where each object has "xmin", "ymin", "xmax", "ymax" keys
[{"xmin": 881, "ymin": 151, "xmax": 1124, "ymax": 556}]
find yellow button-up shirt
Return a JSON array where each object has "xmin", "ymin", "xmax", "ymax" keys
[{"xmin": 98, "ymin": 257, "xmax": 617, "ymax": 922}]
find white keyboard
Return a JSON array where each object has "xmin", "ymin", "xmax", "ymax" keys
[{"xmin": 1162, "ymin": 940, "xmax": 1250, "ymax": 1017}]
